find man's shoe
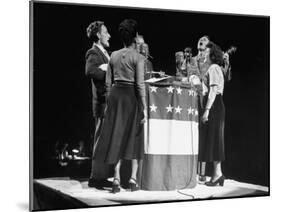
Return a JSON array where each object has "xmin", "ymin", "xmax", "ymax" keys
[{"xmin": 100, "ymin": 179, "xmax": 113, "ymax": 187}]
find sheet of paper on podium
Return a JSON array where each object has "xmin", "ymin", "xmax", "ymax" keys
[{"xmin": 145, "ymin": 75, "xmax": 172, "ymax": 83}]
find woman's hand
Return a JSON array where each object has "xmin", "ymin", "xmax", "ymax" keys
[
  {"xmin": 141, "ymin": 109, "xmax": 147, "ymax": 124},
  {"xmin": 201, "ymin": 109, "xmax": 209, "ymax": 124},
  {"xmin": 223, "ymin": 53, "xmax": 230, "ymax": 66}
]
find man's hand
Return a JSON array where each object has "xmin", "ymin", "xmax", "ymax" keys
[{"xmin": 99, "ymin": 63, "xmax": 108, "ymax": 71}]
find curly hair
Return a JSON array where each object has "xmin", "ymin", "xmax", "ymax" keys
[
  {"xmin": 118, "ymin": 19, "xmax": 138, "ymax": 47},
  {"xmin": 86, "ymin": 21, "xmax": 104, "ymax": 42},
  {"xmin": 207, "ymin": 41, "xmax": 224, "ymax": 66}
]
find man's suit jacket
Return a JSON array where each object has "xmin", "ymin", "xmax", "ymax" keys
[{"xmin": 85, "ymin": 45, "xmax": 109, "ymax": 118}]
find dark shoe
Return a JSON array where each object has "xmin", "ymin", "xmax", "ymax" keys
[
  {"xmin": 199, "ymin": 175, "xmax": 207, "ymax": 182},
  {"xmin": 129, "ymin": 178, "xmax": 140, "ymax": 192},
  {"xmin": 112, "ymin": 178, "xmax": 121, "ymax": 193},
  {"xmin": 100, "ymin": 179, "xmax": 113, "ymax": 187},
  {"xmin": 88, "ymin": 178, "xmax": 112, "ymax": 188},
  {"xmin": 205, "ymin": 175, "xmax": 225, "ymax": 187}
]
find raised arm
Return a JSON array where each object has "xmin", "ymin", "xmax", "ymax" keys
[{"xmin": 222, "ymin": 53, "xmax": 232, "ymax": 81}]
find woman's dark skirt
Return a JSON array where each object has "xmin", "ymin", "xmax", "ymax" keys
[
  {"xmin": 199, "ymin": 94, "xmax": 225, "ymax": 162},
  {"xmin": 93, "ymin": 83, "xmax": 144, "ymax": 164}
]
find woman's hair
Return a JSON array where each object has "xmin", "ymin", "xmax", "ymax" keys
[
  {"xmin": 207, "ymin": 41, "xmax": 224, "ymax": 66},
  {"xmin": 118, "ymin": 19, "xmax": 138, "ymax": 47},
  {"xmin": 86, "ymin": 21, "xmax": 104, "ymax": 42}
]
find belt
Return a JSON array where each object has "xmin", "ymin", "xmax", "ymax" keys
[{"xmin": 114, "ymin": 80, "xmax": 135, "ymax": 85}]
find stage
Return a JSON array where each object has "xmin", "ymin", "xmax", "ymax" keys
[{"xmin": 32, "ymin": 177, "xmax": 269, "ymax": 210}]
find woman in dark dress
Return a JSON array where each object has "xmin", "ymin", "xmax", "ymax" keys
[
  {"xmin": 93, "ymin": 19, "xmax": 147, "ymax": 193},
  {"xmin": 199, "ymin": 41, "xmax": 226, "ymax": 186}
]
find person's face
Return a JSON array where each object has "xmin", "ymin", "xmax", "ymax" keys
[
  {"xmin": 136, "ymin": 36, "xmax": 144, "ymax": 53},
  {"xmin": 197, "ymin": 36, "xmax": 209, "ymax": 51},
  {"xmin": 176, "ymin": 53, "xmax": 184, "ymax": 64},
  {"xmin": 98, "ymin": 25, "xmax": 111, "ymax": 48},
  {"xmin": 184, "ymin": 48, "xmax": 192, "ymax": 57},
  {"xmin": 140, "ymin": 43, "xmax": 148, "ymax": 56}
]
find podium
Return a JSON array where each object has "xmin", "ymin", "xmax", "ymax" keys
[{"xmin": 140, "ymin": 80, "xmax": 199, "ymax": 190}]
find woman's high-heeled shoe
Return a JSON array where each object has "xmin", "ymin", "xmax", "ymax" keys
[
  {"xmin": 112, "ymin": 178, "xmax": 121, "ymax": 193},
  {"xmin": 205, "ymin": 175, "xmax": 225, "ymax": 187},
  {"xmin": 129, "ymin": 178, "xmax": 140, "ymax": 192}
]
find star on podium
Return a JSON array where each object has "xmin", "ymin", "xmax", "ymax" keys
[
  {"xmin": 150, "ymin": 104, "xmax": 157, "ymax": 112},
  {"xmin": 166, "ymin": 104, "xmax": 173, "ymax": 113},
  {"xmin": 175, "ymin": 105, "xmax": 183, "ymax": 114},
  {"xmin": 188, "ymin": 90, "xmax": 195, "ymax": 96},
  {"xmin": 150, "ymin": 86, "xmax": 158, "ymax": 93},
  {"xmin": 176, "ymin": 87, "xmax": 183, "ymax": 95},
  {"xmin": 187, "ymin": 107, "xmax": 193, "ymax": 115},
  {"xmin": 167, "ymin": 86, "xmax": 174, "ymax": 93}
]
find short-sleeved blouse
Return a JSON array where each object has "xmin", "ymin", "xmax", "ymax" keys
[
  {"xmin": 106, "ymin": 48, "xmax": 146, "ymax": 97},
  {"xmin": 202, "ymin": 64, "xmax": 224, "ymax": 96}
]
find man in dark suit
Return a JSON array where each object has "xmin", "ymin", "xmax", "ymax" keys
[{"xmin": 85, "ymin": 21, "xmax": 112, "ymax": 188}]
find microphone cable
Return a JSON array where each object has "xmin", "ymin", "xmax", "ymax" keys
[{"xmin": 176, "ymin": 88, "xmax": 198, "ymax": 199}]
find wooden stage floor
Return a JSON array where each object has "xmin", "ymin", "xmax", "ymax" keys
[{"xmin": 32, "ymin": 177, "xmax": 269, "ymax": 210}]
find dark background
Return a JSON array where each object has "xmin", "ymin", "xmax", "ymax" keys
[{"xmin": 32, "ymin": 2, "xmax": 269, "ymax": 186}]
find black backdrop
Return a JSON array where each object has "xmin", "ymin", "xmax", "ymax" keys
[{"xmin": 32, "ymin": 2, "xmax": 269, "ymax": 186}]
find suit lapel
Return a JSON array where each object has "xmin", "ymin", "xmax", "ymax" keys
[{"xmin": 94, "ymin": 45, "xmax": 109, "ymax": 63}]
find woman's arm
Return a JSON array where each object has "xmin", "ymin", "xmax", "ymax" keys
[
  {"xmin": 205, "ymin": 85, "xmax": 218, "ymax": 110},
  {"xmin": 202, "ymin": 85, "xmax": 218, "ymax": 123},
  {"xmin": 135, "ymin": 56, "xmax": 147, "ymax": 110},
  {"xmin": 136, "ymin": 55, "xmax": 147, "ymax": 124}
]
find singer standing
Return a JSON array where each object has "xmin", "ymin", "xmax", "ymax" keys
[
  {"xmin": 195, "ymin": 35, "xmax": 232, "ymax": 81},
  {"xmin": 195, "ymin": 35, "xmax": 212, "ymax": 78},
  {"xmin": 135, "ymin": 34, "xmax": 145, "ymax": 53},
  {"xmin": 135, "ymin": 35, "xmax": 153, "ymax": 79},
  {"xmin": 199, "ymin": 41, "xmax": 226, "ymax": 186},
  {"xmin": 194, "ymin": 35, "xmax": 212, "ymax": 182},
  {"xmin": 195, "ymin": 36, "xmax": 232, "ymax": 182},
  {"xmin": 93, "ymin": 19, "xmax": 147, "ymax": 193},
  {"xmin": 140, "ymin": 43, "xmax": 154, "ymax": 79},
  {"xmin": 175, "ymin": 51, "xmax": 186, "ymax": 78},
  {"xmin": 184, "ymin": 47, "xmax": 201, "ymax": 80},
  {"xmin": 85, "ymin": 21, "xmax": 113, "ymax": 189}
]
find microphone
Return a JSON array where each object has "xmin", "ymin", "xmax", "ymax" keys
[{"xmin": 184, "ymin": 47, "xmax": 192, "ymax": 64}]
